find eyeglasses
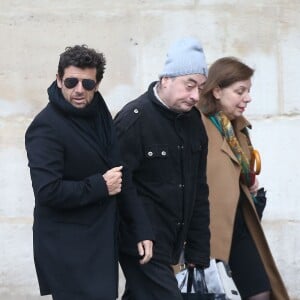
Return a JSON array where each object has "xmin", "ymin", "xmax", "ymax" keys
[{"xmin": 63, "ymin": 77, "xmax": 97, "ymax": 91}]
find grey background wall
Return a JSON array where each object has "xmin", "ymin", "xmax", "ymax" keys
[{"xmin": 0, "ymin": 1, "xmax": 299, "ymax": 299}]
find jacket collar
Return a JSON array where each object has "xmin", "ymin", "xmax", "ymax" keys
[
  {"xmin": 232, "ymin": 115, "xmax": 252, "ymax": 133},
  {"xmin": 147, "ymin": 81, "xmax": 196, "ymax": 120},
  {"xmin": 201, "ymin": 112, "xmax": 250, "ymax": 166}
]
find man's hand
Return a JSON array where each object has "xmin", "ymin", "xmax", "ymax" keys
[
  {"xmin": 187, "ymin": 263, "xmax": 195, "ymax": 268},
  {"xmin": 137, "ymin": 240, "xmax": 153, "ymax": 265},
  {"xmin": 186, "ymin": 263, "xmax": 206, "ymax": 269},
  {"xmin": 103, "ymin": 166, "xmax": 123, "ymax": 196}
]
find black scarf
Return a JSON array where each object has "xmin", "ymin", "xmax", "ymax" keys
[{"xmin": 47, "ymin": 81, "xmax": 118, "ymax": 167}]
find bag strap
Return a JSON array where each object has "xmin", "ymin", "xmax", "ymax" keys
[
  {"xmin": 186, "ymin": 267, "xmax": 209, "ymax": 294},
  {"xmin": 186, "ymin": 267, "xmax": 194, "ymax": 293}
]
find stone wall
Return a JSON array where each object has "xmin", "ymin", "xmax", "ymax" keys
[{"xmin": 0, "ymin": 1, "xmax": 299, "ymax": 298}]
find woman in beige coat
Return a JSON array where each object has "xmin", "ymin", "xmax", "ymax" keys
[{"xmin": 197, "ymin": 57, "xmax": 289, "ymax": 300}]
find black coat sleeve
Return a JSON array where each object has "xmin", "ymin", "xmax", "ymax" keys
[
  {"xmin": 114, "ymin": 109, "xmax": 155, "ymax": 244},
  {"xmin": 25, "ymin": 119, "xmax": 109, "ymax": 210},
  {"xmin": 184, "ymin": 132, "xmax": 211, "ymax": 267}
]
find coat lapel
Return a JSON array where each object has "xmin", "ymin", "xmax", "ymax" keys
[
  {"xmin": 220, "ymin": 139, "xmax": 240, "ymax": 165},
  {"xmin": 202, "ymin": 113, "xmax": 240, "ymax": 165},
  {"xmin": 68, "ymin": 119, "xmax": 112, "ymax": 168}
]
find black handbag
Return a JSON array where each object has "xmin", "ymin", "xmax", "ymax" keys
[
  {"xmin": 180, "ymin": 267, "xmax": 226, "ymax": 300},
  {"xmin": 254, "ymin": 187, "xmax": 267, "ymax": 220}
]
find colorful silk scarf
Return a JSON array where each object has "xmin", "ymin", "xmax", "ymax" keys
[{"xmin": 209, "ymin": 111, "xmax": 254, "ymax": 188}]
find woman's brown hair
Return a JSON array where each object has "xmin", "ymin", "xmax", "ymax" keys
[{"xmin": 197, "ymin": 57, "xmax": 254, "ymax": 116}]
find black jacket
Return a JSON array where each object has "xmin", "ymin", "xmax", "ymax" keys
[
  {"xmin": 114, "ymin": 81, "xmax": 210, "ymax": 266},
  {"xmin": 25, "ymin": 82, "xmax": 153, "ymax": 299}
]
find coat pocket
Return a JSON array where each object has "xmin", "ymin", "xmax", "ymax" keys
[
  {"xmin": 145, "ymin": 144, "xmax": 169, "ymax": 158},
  {"xmin": 142, "ymin": 144, "xmax": 171, "ymax": 182}
]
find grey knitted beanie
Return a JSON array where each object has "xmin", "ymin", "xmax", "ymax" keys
[{"xmin": 159, "ymin": 37, "xmax": 207, "ymax": 78}]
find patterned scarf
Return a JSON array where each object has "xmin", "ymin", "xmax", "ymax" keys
[{"xmin": 209, "ymin": 111, "xmax": 254, "ymax": 188}]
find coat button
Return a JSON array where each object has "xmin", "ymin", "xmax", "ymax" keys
[
  {"xmin": 178, "ymin": 184, "xmax": 184, "ymax": 188},
  {"xmin": 161, "ymin": 150, "xmax": 167, "ymax": 156},
  {"xmin": 148, "ymin": 151, "xmax": 153, "ymax": 157},
  {"xmin": 133, "ymin": 108, "xmax": 139, "ymax": 114}
]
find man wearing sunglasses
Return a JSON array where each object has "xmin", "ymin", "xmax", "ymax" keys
[{"xmin": 25, "ymin": 45, "xmax": 154, "ymax": 300}]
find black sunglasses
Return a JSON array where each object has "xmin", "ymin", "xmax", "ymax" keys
[{"xmin": 63, "ymin": 77, "xmax": 97, "ymax": 91}]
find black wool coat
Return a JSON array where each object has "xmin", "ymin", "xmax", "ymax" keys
[
  {"xmin": 114, "ymin": 81, "xmax": 210, "ymax": 266},
  {"xmin": 25, "ymin": 82, "xmax": 153, "ymax": 300}
]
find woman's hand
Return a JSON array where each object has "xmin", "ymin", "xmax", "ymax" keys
[{"xmin": 249, "ymin": 176, "xmax": 259, "ymax": 196}]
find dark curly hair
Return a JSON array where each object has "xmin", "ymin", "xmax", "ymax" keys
[{"xmin": 57, "ymin": 45, "xmax": 106, "ymax": 83}]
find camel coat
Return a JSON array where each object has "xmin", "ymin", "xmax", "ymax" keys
[{"xmin": 201, "ymin": 113, "xmax": 289, "ymax": 300}]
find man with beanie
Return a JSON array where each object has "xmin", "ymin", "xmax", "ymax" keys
[{"xmin": 114, "ymin": 37, "xmax": 210, "ymax": 299}]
